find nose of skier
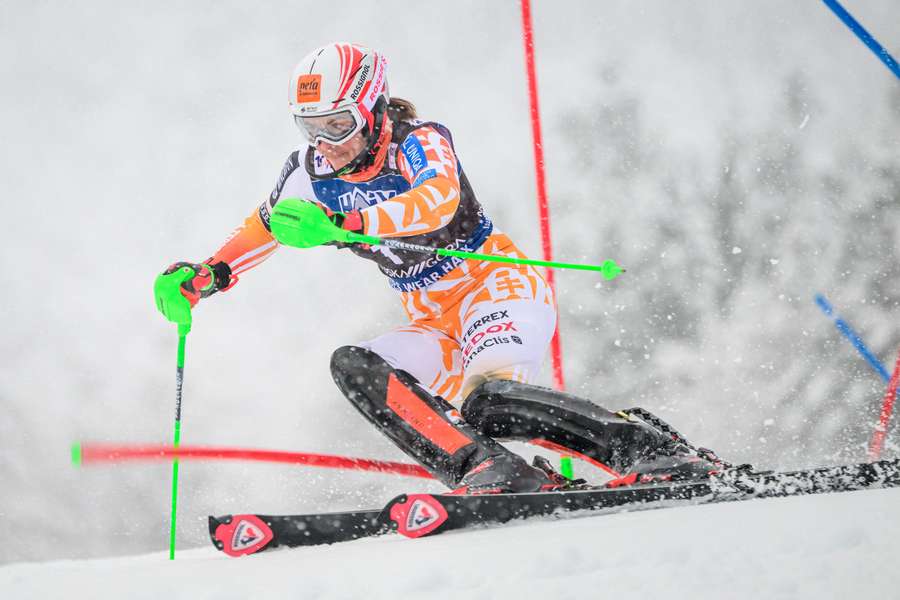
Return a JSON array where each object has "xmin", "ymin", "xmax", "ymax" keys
[{"xmin": 317, "ymin": 132, "xmax": 367, "ymax": 171}]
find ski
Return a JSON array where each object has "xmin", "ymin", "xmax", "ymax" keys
[
  {"xmin": 209, "ymin": 508, "xmax": 389, "ymax": 557},
  {"xmin": 209, "ymin": 457, "xmax": 900, "ymax": 556},
  {"xmin": 387, "ymin": 457, "xmax": 900, "ymax": 538}
]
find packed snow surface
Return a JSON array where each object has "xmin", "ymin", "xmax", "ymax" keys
[{"xmin": 3, "ymin": 487, "xmax": 898, "ymax": 600}]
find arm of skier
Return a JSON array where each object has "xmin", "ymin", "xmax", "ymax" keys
[
  {"xmin": 156, "ymin": 205, "xmax": 278, "ymax": 316},
  {"xmin": 208, "ymin": 207, "xmax": 280, "ymax": 279},
  {"xmin": 358, "ymin": 126, "xmax": 460, "ymax": 238}
]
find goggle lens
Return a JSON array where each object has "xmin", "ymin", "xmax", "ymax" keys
[{"xmin": 294, "ymin": 110, "xmax": 361, "ymax": 144}]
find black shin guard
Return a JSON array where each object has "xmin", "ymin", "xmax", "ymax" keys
[
  {"xmin": 330, "ymin": 346, "xmax": 508, "ymax": 488},
  {"xmin": 461, "ymin": 380, "xmax": 670, "ymax": 474}
]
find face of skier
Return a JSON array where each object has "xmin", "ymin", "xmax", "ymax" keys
[{"xmin": 317, "ymin": 131, "xmax": 367, "ymax": 172}]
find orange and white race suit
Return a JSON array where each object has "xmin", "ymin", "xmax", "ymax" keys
[{"xmin": 206, "ymin": 118, "xmax": 556, "ymax": 405}]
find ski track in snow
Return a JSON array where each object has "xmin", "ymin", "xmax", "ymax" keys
[{"xmin": 3, "ymin": 487, "xmax": 899, "ymax": 600}]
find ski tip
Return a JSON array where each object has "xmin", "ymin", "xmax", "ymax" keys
[
  {"xmin": 209, "ymin": 514, "xmax": 274, "ymax": 558},
  {"xmin": 387, "ymin": 494, "xmax": 449, "ymax": 539}
]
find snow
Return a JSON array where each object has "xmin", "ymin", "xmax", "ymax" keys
[
  {"xmin": 2, "ymin": 0, "xmax": 899, "ymax": 576},
  {"xmin": 3, "ymin": 487, "xmax": 899, "ymax": 600}
]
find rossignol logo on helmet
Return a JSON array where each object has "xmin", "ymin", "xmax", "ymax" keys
[
  {"xmin": 349, "ymin": 63, "xmax": 370, "ymax": 100},
  {"xmin": 296, "ymin": 74, "xmax": 322, "ymax": 103},
  {"xmin": 367, "ymin": 56, "xmax": 387, "ymax": 104}
]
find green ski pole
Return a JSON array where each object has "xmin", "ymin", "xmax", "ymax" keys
[
  {"xmin": 269, "ymin": 199, "xmax": 624, "ymax": 280},
  {"xmin": 169, "ymin": 322, "xmax": 188, "ymax": 560},
  {"xmin": 153, "ymin": 267, "xmax": 195, "ymax": 560},
  {"xmin": 350, "ymin": 232, "xmax": 622, "ymax": 279}
]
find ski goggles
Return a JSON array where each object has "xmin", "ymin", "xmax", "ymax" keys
[{"xmin": 294, "ymin": 108, "xmax": 366, "ymax": 145}]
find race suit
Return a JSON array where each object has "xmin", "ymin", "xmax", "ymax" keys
[{"xmin": 206, "ymin": 118, "xmax": 556, "ymax": 405}]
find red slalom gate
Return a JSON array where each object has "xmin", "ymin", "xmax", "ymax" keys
[
  {"xmin": 869, "ymin": 349, "xmax": 900, "ymax": 461},
  {"xmin": 520, "ymin": 0, "xmax": 565, "ymax": 391},
  {"xmin": 73, "ymin": 443, "xmax": 434, "ymax": 479}
]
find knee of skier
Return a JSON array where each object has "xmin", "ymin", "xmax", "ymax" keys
[
  {"xmin": 460, "ymin": 369, "xmax": 526, "ymax": 407},
  {"xmin": 330, "ymin": 343, "xmax": 432, "ymax": 398},
  {"xmin": 460, "ymin": 378, "xmax": 505, "ymax": 416},
  {"xmin": 357, "ymin": 327, "xmax": 452, "ymax": 386},
  {"xmin": 330, "ymin": 345, "xmax": 395, "ymax": 401},
  {"xmin": 460, "ymin": 333, "xmax": 546, "ymax": 400}
]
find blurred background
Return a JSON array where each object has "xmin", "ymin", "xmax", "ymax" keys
[{"xmin": 1, "ymin": 0, "xmax": 897, "ymax": 564}]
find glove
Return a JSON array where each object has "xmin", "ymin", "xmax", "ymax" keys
[
  {"xmin": 154, "ymin": 261, "xmax": 232, "ymax": 326},
  {"xmin": 325, "ymin": 208, "xmax": 363, "ymax": 234},
  {"xmin": 270, "ymin": 198, "xmax": 363, "ymax": 248}
]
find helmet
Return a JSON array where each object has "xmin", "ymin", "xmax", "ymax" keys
[{"xmin": 289, "ymin": 43, "xmax": 390, "ymax": 176}]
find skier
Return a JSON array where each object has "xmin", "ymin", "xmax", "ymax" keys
[{"xmin": 155, "ymin": 42, "xmax": 719, "ymax": 494}]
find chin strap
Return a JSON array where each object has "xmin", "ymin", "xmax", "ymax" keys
[{"xmin": 340, "ymin": 112, "xmax": 393, "ymax": 181}]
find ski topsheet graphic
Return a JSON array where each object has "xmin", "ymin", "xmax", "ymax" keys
[{"xmin": 209, "ymin": 457, "xmax": 900, "ymax": 557}]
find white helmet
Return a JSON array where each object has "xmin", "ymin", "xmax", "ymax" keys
[{"xmin": 289, "ymin": 43, "xmax": 389, "ymax": 152}]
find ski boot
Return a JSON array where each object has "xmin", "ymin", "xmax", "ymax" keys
[
  {"xmin": 530, "ymin": 455, "xmax": 589, "ymax": 489},
  {"xmin": 452, "ymin": 454, "xmax": 564, "ymax": 495},
  {"xmin": 605, "ymin": 440, "xmax": 724, "ymax": 487}
]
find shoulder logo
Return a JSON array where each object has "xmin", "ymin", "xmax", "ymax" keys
[
  {"xmin": 296, "ymin": 74, "xmax": 322, "ymax": 103},
  {"xmin": 401, "ymin": 136, "xmax": 427, "ymax": 177}
]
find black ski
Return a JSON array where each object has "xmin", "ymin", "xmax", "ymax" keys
[
  {"xmin": 209, "ymin": 457, "xmax": 900, "ymax": 555},
  {"xmin": 386, "ymin": 457, "xmax": 900, "ymax": 538},
  {"xmin": 209, "ymin": 509, "xmax": 389, "ymax": 557}
]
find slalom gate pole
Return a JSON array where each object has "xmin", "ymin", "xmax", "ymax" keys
[
  {"xmin": 821, "ymin": 0, "xmax": 900, "ymax": 81},
  {"xmin": 519, "ymin": 0, "xmax": 565, "ymax": 390},
  {"xmin": 814, "ymin": 294, "xmax": 890, "ymax": 382},
  {"xmin": 169, "ymin": 323, "xmax": 189, "ymax": 560},
  {"xmin": 869, "ymin": 348, "xmax": 900, "ymax": 461},
  {"xmin": 814, "ymin": 294, "xmax": 900, "ymax": 460},
  {"xmin": 71, "ymin": 443, "xmax": 434, "ymax": 479}
]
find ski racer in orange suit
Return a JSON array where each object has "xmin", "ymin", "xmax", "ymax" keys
[{"xmin": 157, "ymin": 43, "xmax": 720, "ymax": 494}]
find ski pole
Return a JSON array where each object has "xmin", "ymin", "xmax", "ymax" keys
[
  {"xmin": 269, "ymin": 198, "xmax": 624, "ymax": 280},
  {"xmin": 169, "ymin": 323, "xmax": 188, "ymax": 560},
  {"xmin": 345, "ymin": 231, "xmax": 623, "ymax": 279},
  {"xmin": 153, "ymin": 267, "xmax": 195, "ymax": 560}
]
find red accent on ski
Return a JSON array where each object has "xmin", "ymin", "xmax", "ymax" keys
[
  {"xmin": 604, "ymin": 472, "xmax": 638, "ymax": 488},
  {"xmin": 389, "ymin": 494, "xmax": 449, "ymax": 538},
  {"xmin": 214, "ymin": 515, "xmax": 274, "ymax": 557}
]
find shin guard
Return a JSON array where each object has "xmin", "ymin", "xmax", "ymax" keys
[
  {"xmin": 330, "ymin": 346, "xmax": 510, "ymax": 488},
  {"xmin": 461, "ymin": 380, "xmax": 671, "ymax": 474}
]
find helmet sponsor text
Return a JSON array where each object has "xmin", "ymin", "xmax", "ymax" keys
[{"xmin": 296, "ymin": 74, "xmax": 322, "ymax": 103}]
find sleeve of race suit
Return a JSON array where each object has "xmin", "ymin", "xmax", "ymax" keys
[
  {"xmin": 206, "ymin": 207, "xmax": 279, "ymax": 278},
  {"xmin": 358, "ymin": 126, "xmax": 461, "ymax": 238},
  {"xmin": 202, "ymin": 152, "xmax": 309, "ymax": 280}
]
